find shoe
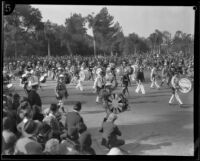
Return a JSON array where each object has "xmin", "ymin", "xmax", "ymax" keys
[{"xmin": 168, "ymin": 103, "xmax": 173, "ymax": 105}]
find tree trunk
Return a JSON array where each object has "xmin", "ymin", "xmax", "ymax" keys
[
  {"xmin": 93, "ymin": 38, "xmax": 96, "ymax": 57},
  {"xmin": 4, "ymin": 40, "xmax": 7, "ymax": 58},
  {"xmin": 14, "ymin": 41, "xmax": 17, "ymax": 58},
  {"xmin": 66, "ymin": 42, "xmax": 73, "ymax": 56},
  {"xmin": 48, "ymin": 39, "xmax": 51, "ymax": 57}
]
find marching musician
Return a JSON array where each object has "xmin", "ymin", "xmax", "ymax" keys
[
  {"xmin": 160, "ymin": 63, "xmax": 169, "ymax": 87},
  {"xmin": 76, "ymin": 69, "xmax": 84, "ymax": 91},
  {"xmin": 150, "ymin": 63, "xmax": 160, "ymax": 89},
  {"xmin": 93, "ymin": 70, "xmax": 105, "ymax": 103},
  {"xmin": 55, "ymin": 74, "xmax": 69, "ymax": 107},
  {"xmin": 135, "ymin": 65, "xmax": 146, "ymax": 94},
  {"xmin": 121, "ymin": 70, "xmax": 131, "ymax": 96},
  {"xmin": 168, "ymin": 71, "xmax": 183, "ymax": 106},
  {"xmin": 88, "ymin": 62, "xmax": 95, "ymax": 81}
]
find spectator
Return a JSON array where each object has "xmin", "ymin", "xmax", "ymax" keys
[
  {"xmin": 17, "ymin": 100, "xmax": 33, "ymax": 125},
  {"xmin": 79, "ymin": 131, "xmax": 96, "ymax": 155},
  {"xmin": 59, "ymin": 139, "xmax": 80, "ymax": 155},
  {"xmin": 43, "ymin": 139, "xmax": 60, "ymax": 155},
  {"xmin": 12, "ymin": 93, "xmax": 20, "ymax": 111},
  {"xmin": 100, "ymin": 113, "xmax": 125, "ymax": 149},
  {"xmin": 43, "ymin": 103, "xmax": 62, "ymax": 140},
  {"xmin": 64, "ymin": 102, "xmax": 86, "ymax": 133},
  {"xmin": 2, "ymin": 117, "xmax": 18, "ymax": 155},
  {"xmin": 14, "ymin": 119, "xmax": 43, "ymax": 155},
  {"xmin": 36, "ymin": 122, "xmax": 52, "ymax": 149},
  {"xmin": 32, "ymin": 105, "xmax": 44, "ymax": 122}
]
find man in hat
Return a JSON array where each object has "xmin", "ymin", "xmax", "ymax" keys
[
  {"xmin": 99, "ymin": 113, "xmax": 125, "ymax": 149},
  {"xmin": 28, "ymin": 79, "xmax": 42, "ymax": 111},
  {"xmin": 135, "ymin": 65, "xmax": 145, "ymax": 94},
  {"xmin": 14, "ymin": 119, "xmax": 43, "ymax": 154},
  {"xmin": 121, "ymin": 70, "xmax": 130, "ymax": 96},
  {"xmin": 55, "ymin": 74, "xmax": 68, "ymax": 107},
  {"xmin": 150, "ymin": 64, "xmax": 160, "ymax": 89},
  {"xmin": 93, "ymin": 70, "xmax": 105, "ymax": 103},
  {"xmin": 64, "ymin": 102, "xmax": 86, "ymax": 135},
  {"xmin": 160, "ymin": 63, "xmax": 169, "ymax": 87},
  {"xmin": 79, "ymin": 130, "xmax": 96, "ymax": 155},
  {"xmin": 168, "ymin": 72, "xmax": 183, "ymax": 106},
  {"xmin": 2, "ymin": 117, "xmax": 18, "ymax": 155}
]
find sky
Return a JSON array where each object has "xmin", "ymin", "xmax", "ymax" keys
[{"xmin": 31, "ymin": 5, "xmax": 195, "ymax": 38}]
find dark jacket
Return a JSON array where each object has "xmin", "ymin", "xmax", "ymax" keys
[
  {"xmin": 28, "ymin": 89, "xmax": 42, "ymax": 107},
  {"xmin": 64, "ymin": 111, "xmax": 84, "ymax": 132},
  {"xmin": 79, "ymin": 131, "xmax": 96, "ymax": 155},
  {"xmin": 101, "ymin": 121, "xmax": 121, "ymax": 141}
]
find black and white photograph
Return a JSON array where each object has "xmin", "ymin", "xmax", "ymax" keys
[{"xmin": 2, "ymin": 3, "xmax": 196, "ymax": 156}]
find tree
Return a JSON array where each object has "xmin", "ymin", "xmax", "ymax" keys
[
  {"xmin": 3, "ymin": 5, "xmax": 44, "ymax": 58},
  {"xmin": 87, "ymin": 7, "xmax": 123, "ymax": 56},
  {"xmin": 62, "ymin": 13, "xmax": 88, "ymax": 55}
]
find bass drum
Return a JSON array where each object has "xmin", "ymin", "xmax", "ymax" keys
[
  {"xmin": 107, "ymin": 93, "xmax": 129, "ymax": 114},
  {"xmin": 79, "ymin": 70, "xmax": 91, "ymax": 81},
  {"xmin": 178, "ymin": 77, "xmax": 192, "ymax": 94}
]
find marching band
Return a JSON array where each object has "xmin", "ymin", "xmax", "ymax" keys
[{"xmin": 3, "ymin": 54, "xmax": 193, "ymax": 110}]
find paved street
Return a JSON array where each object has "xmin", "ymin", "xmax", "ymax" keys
[{"xmin": 13, "ymin": 78, "xmax": 193, "ymax": 155}]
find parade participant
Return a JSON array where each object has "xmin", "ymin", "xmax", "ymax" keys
[
  {"xmin": 75, "ymin": 68, "xmax": 86, "ymax": 92},
  {"xmin": 88, "ymin": 61, "xmax": 94, "ymax": 81},
  {"xmin": 93, "ymin": 70, "xmax": 105, "ymax": 103},
  {"xmin": 167, "ymin": 62, "xmax": 176, "ymax": 87},
  {"xmin": 28, "ymin": 79, "xmax": 42, "ymax": 111},
  {"xmin": 150, "ymin": 64, "xmax": 160, "ymax": 89},
  {"xmin": 135, "ymin": 65, "xmax": 145, "ymax": 94},
  {"xmin": 169, "ymin": 71, "xmax": 183, "ymax": 106},
  {"xmin": 99, "ymin": 113, "xmax": 125, "ymax": 149},
  {"xmin": 121, "ymin": 70, "xmax": 131, "ymax": 96},
  {"xmin": 55, "ymin": 74, "xmax": 68, "ymax": 106},
  {"xmin": 160, "ymin": 63, "xmax": 169, "ymax": 87}
]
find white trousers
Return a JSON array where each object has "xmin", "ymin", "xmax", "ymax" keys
[
  {"xmin": 151, "ymin": 78, "xmax": 160, "ymax": 88},
  {"xmin": 169, "ymin": 91, "xmax": 183, "ymax": 104},
  {"xmin": 76, "ymin": 80, "xmax": 83, "ymax": 91},
  {"xmin": 135, "ymin": 82, "xmax": 145, "ymax": 94}
]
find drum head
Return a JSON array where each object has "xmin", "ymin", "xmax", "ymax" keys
[
  {"xmin": 7, "ymin": 83, "xmax": 13, "ymax": 89},
  {"xmin": 178, "ymin": 78, "xmax": 192, "ymax": 93}
]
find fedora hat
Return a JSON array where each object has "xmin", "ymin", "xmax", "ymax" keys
[
  {"xmin": 107, "ymin": 147, "xmax": 124, "ymax": 155},
  {"xmin": 21, "ymin": 119, "xmax": 42, "ymax": 137}
]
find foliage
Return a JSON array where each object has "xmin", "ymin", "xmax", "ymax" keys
[{"xmin": 3, "ymin": 5, "xmax": 194, "ymax": 58}]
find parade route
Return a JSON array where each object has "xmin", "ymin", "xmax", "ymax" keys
[{"xmin": 13, "ymin": 78, "xmax": 194, "ymax": 155}]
